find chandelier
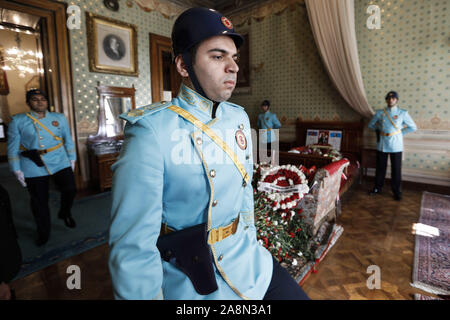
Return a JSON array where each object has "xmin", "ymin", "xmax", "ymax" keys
[{"xmin": 0, "ymin": 31, "xmax": 43, "ymax": 78}]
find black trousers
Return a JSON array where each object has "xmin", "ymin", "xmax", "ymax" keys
[
  {"xmin": 263, "ymin": 257, "xmax": 310, "ymax": 300},
  {"xmin": 375, "ymin": 151, "xmax": 402, "ymax": 196},
  {"xmin": 25, "ymin": 167, "xmax": 76, "ymax": 240}
]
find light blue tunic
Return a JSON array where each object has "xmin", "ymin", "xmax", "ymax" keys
[
  {"xmin": 368, "ymin": 106, "xmax": 417, "ymax": 153},
  {"xmin": 108, "ymin": 84, "xmax": 273, "ymax": 300},
  {"xmin": 7, "ymin": 111, "xmax": 76, "ymax": 177},
  {"xmin": 257, "ymin": 111, "xmax": 281, "ymax": 143}
]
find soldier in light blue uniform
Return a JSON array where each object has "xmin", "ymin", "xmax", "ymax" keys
[
  {"xmin": 7, "ymin": 89, "xmax": 77, "ymax": 246},
  {"xmin": 108, "ymin": 8, "xmax": 309, "ymax": 300},
  {"xmin": 368, "ymin": 91, "xmax": 417, "ymax": 200},
  {"xmin": 257, "ymin": 100, "xmax": 281, "ymax": 153}
]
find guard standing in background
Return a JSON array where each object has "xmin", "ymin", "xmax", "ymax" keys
[
  {"xmin": 7, "ymin": 89, "xmax": 77, "ymax": 246},
  {"xmin": 368, "ymin": 91, "xmax": 417, "ymax": 200},
  {"xmin": 257, "ymin": 100, "xmax": 281, "ymax": 154}
]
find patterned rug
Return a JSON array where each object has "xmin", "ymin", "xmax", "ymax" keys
[
  {"xmin": 414, "ymin": 294, "xmax": 444, "ymax": 300},
  {"xmin": 411, "ymin": 191, "xmax": 450, "ymax": 295}
]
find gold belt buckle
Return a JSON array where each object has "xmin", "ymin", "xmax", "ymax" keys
[{"xmin": 207, "ymin": 216, "xmax": 239, "ymax": 245}]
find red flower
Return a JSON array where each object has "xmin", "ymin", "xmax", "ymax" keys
[
  {"xmin": 278, "ymin": 180, "xmax": 289, "ymax": 187},
  {"xmin": 296, "ymin": 228, "xmax": 302, "ymax": 232},
  {"xmin": 289, "ymin": 232, "xmax": 295, "ymax": 238}
]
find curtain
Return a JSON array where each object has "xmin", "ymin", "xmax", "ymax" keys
[{"xmin": 305, "ymin": 0, "xmax": 374, "ymax": 118}]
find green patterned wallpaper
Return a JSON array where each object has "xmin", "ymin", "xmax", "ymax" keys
[
  {"xmin": 229, "ymin": 0, "xmax": 448, "ymax": 182},
  {"xmin": 55, "ymin": 0, "xmax": 448, "ymax": 182},
  {"xmin": 229, "ymin": 5, "xmax": 361, "ymax": 124},
  {"xmin": 355, "ymin": 0, "xmax": 449, "ymax": 182},
  {"xmin": 355, "ymin": 0, "xmax": 449, "ymax": 129},
  {"xmin": 58, "ymin": 0, "xmax": 173, "ymax": 137}
]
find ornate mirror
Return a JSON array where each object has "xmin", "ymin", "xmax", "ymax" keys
[{"xmin": 88, "ymin": 84, "xmax": 136, "ymax": 144}]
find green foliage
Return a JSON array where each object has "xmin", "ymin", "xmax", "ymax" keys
[{"xmin": 254, "ymin": 190, "xmax": 318, "ymax": 266}]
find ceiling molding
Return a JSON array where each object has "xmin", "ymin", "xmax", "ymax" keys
[{"xmin": 164, "ymin": 0, "xmax": 276, "ymax": 16}]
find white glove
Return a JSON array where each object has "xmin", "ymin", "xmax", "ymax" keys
[
  {"xmin": 70, "ymin": 160, "xmax": 76, "ymax": 172},
  {"xmin": 14, "ymin": 170, "xmax": 27, "ymax": 187}
]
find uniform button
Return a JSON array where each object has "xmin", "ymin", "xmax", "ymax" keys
[
  {"xmin": 246, "ymin": 155, "xmax": 250, "ymax": 160},
  {"xmin": 196, "ymin": 137, "xmax": 202, "ymax": 145},
  {"xmin": 244, "ymin": 226, "xmax": 249, "ymax": 230},
  {"xmin": 212, "ymin": 199, "xmax": 218, "ymax": 207},
  {"xmin": 40, "ymin": 145, "xmax": 45, "ymax": 148},
  {"xmin": 242, "ymin": 180, "xmax": 247, "ymax": 187},
  {"xmin": 218, "ymin": 254, "xmax": 224, "ymax": 261},
  {"xmin": 239, "ymin": 124, "xmax": 244, "ymax": 130},
  {"xmin": 210, "ymin": 169, "xmax": 216, "ymax": 178}
]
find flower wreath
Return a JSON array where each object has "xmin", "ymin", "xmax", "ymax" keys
[{"xmin": 257, "ymin": 164, "xmax": 310, "ymax": 211}]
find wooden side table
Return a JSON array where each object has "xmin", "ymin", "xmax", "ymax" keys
[
  {"xmin": 89, "ymin": 152, "xmax": 120, "ymax": 191},
  {"xmin": 360, "ymin": 148, "xmax": 377, "ymax": 183}
]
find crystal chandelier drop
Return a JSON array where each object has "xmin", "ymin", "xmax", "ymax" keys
[{"xmin": 1, "ymin": 32, "xmax": 43, "ymax": 78}]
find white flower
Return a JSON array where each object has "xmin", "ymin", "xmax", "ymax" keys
[
  {"xmin": 281, "ymin": 204, "xmax": 286, "ymax": 209},
  {"xmin": 258, "ymin": 240, "xmax": 264, "ymax": 246},
  {"xmin": 287, "ymin": 203, "xmax": 292, "ymax": 209},
  {"xmin": 298, "ymin": 251, "xmax": 303, "ymax": 257},
  {"xmin": 292, "ymin": 259, "xmax": 298, "ymax": 266},
  {"xmin": 274, "ymin": 221, "xmax": 278, "ymax": 226},
  {"xmin": 276, "ymin": 242, "xmax": 281, "ymax": 247}
]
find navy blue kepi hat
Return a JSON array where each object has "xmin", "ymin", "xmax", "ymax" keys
[
  {"xmin": 171, "ymin": 7, "xmax": 244, "ymax": 99},
  {"xmin": 26, "ymin": 89, "xmax": 47, "ymax": 103},
  {"xmin": 172, "ymin": 7, "xmax": 244, "ymax": 57},
  {"xmin": 385, "ymin": 91, "xmax": 399, "ymax": 100}
]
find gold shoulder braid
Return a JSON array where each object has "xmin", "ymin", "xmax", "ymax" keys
[{"xmin": 168, "ymin": 105, "xmax": 250, "ymax": 185}]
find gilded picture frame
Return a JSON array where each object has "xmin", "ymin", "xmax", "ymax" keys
[
  {"xmin": 86, "ymin": 12, "xmax": 138, "ymax": 76},
  {"xmin": 0, "ymin": 47, "xmax": 9, "ymax": 95},
  {"xmin": 234, "ymin": 32, "xmax": 250, "ymax": 94}
]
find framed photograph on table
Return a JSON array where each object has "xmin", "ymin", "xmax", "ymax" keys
[{"xmin": 86, "ymin": 12, "xmax": 138, "ymax": 76}]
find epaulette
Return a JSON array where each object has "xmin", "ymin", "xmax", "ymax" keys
[
  {"xmin": 120, "ymin": 101, "xmax": 171, "ymax": 124},
  {"xmin": 225, "ymin": 101, "xmax": 244, "ymax": 110}
]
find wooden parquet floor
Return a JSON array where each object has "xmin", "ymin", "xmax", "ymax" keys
[
  {"xmin": 301, "ymin": 180, "xmax": 448, "ymax": 300},
  {"xmin": 9, "ymin": 180, "xmax": 449, "ymax": 300}
]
